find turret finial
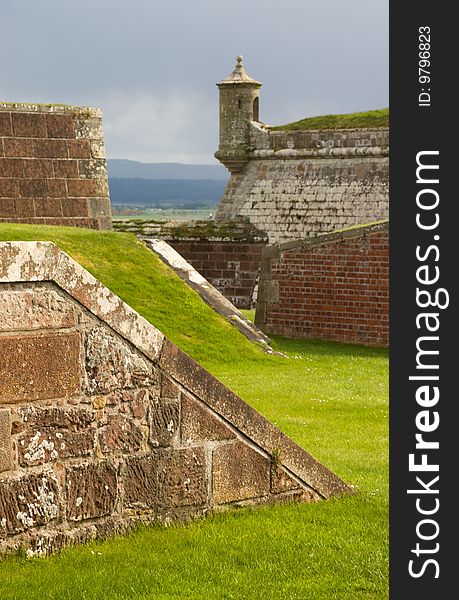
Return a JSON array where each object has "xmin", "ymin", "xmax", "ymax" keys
[{"xmin": 218, "ymin": 56, "xmax": 262, "ymax": 86}]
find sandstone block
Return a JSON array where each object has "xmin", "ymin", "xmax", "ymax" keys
[
  {"xmin": 0, "ymin": 157, "xmax": 24, "ymax": 178},
  {"xmin": 34, "ymin": 197, "xmax": 62, "ymax": 217},
  {"xmin": 17, "ymin": 406, "xmax": 95, "ymax": 466},
  {"xmin": 53, "ymin": 159, "xmax": 78, "ymax": 178},
  {"xmin": 90, "ymin": 139, "xmax": 106, "ymax": 159},
  {"xmin": 3, "ymin": 138, "xmax": 35, "ymax": 158},
  {"xmin": 159, "ymin": 447, "xmax": 207, "ymax": 508},
  {"xmin": 270, "ymin": 465, "xmax": 301, "ymax": 494},
  {"xmin": 0, "ymin": 409, "xmax": 13, "ymax": 473},
  {"xmin": 19, "ymin": 178, "xmax": 47, "ymax": 198},
  {"xmin": 46, "ymin": 114, "xmax": 75, "ymax": 139},
  {"xmin": 123, "ymin": 448, "xmax": 207, "ymax": 509},
  {"xmin": 12, "ymin": 113, "xmax": 47, "ymax": 138},
  {"xmin": 34, "ymin": 139, "xmax": 67, "ymax": 159},
  {"xmin": 14, "ymin": 198, "xmax": 35, "ymax": 217},
  {"xmin": 67, "ymin": 139, "xmax": 91, "ymax": 159},
  {"xmin": 181, "ymin": 394, "xmax": 235, "ymax": 445},
  {"xmin": 0, "ymin": 332, "xmax": 81, "ymax": 403},
  {"xmin": 67, "ymin": 179, "xmax": 97, "ymax": 198},
  {"xmin": 23, "ymin": 158, "xmax": 54, "ymax": 179},
  {"xmin": 122, "ymin": 454, "xmax": 160, "ymax": 508},
  {"xmin": 77, "ymin": 159, "xmax": 107, "ymax": 180},
  {"xmin": 18, "ymin": 427, "xmax": 95, "ymax": 466},
  {"xmin": 87, "ymin": 197, "xmax": 111, "ymax": 218},
  {"xmin": 0, "ymin": 178, "xmax": 19, "ymax": 198},
  {"xmin": 0, "ymin": 112, "xmax": 12, "ymax": 136},
  {"xmin": 0, "ymin": 473, "xmax": 59, "ymax": 534},
  {"xmin": 213, "ymin": 441, "xmax": 270, "ymax": 504},
  {"xmin": 84, "ymin": 326, "xmax": 157, "ymax": 394},
  {"xmin": 20, "ymin": 406, "xmax": 94, "ymax": 429},
  {"xmin": 0, "ymin": 198, "xmax": 15, "ymax": 218},
  {"xmin": 149, "ymin": 400, "xmax": 180, "ymax": 447},
  {"xmin": 66, "ymin": 462, "xmax": 117, "ymax": 521},
  {"xmin": 62, "ymin": 198, "xmax": 89, "ymax": 217},
  {"xmin": 46, "ymin": 179, "xmax": 67, "ymax": 198},
  {"xmin": 99, "ymin": 414, "xmax": 144, "ymax": 453},
  {"xmin": 74, "ymin": 118, "xmax": 104, "ymax": 141},
  {"xmin": 0, "ymin": 288, "xmax": 76, "ymax": 331},
  {"xmin": 120, "ymin": 388, "xmax": 149, "ymax": 418}
]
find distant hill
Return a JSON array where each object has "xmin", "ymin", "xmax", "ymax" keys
[
  {"xmin": 108, "ymin": 177, "xmax": 226, "ymax": 207},
  {"xmin": 108, "ymin": 160, "xmax": 228, "ymax": 180}
]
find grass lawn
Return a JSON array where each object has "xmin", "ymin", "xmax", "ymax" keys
[
  {"xmin": 270, "ymin": 108, "xmax": 388, "ymax": 131},
  {"xmin": 0, "ymin": 225, "xmax": 388, "ymax": 599}
]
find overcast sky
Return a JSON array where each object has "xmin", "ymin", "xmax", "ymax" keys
[{"xmin": 1, "ymin": 0, "xmax": 388, "ymax": 164}]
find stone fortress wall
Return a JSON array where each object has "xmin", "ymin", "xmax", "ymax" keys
[
  {"xmin": 0, "ymin": 103, "xmax": 111, "ymax": 229},
  {"xmin": 213, "ymin": 56, "xmax": 388, "ymax": 244},
  {"xmin": 0, "ymin": 242, "xmax": 349, "ymax": 555},
  {"xmin": 216, "ymin": 124, "xmax": 389, "ymax": 244}
]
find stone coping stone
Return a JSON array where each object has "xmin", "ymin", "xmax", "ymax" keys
[
  {"xmin": 142, "ymin": 238, "xmax": 273, "ymax": 352},
  {"xmin": 0, "ymin": 102, "xmax": 102, "ymax": 118},
  {"xmin": 263, "ymin": 220, "xmax": 389, "ymax": 259}
]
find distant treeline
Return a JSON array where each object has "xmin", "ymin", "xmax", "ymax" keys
[{"xmin": 108, "ymin": 178, "xmax": 226, "ymax": 207}]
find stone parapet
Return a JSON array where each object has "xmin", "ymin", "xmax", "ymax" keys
[{"xmin": 215, "ymin": 122, "xmax": 389, "ymax": 243}]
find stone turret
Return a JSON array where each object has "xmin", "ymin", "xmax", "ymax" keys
[{"xmin": 214, "ymin": 56, "xmax": 262, "ymax": 173}]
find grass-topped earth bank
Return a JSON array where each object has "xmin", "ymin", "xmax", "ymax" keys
[
  {"xmin": 0, "ymin": 224, "xmax": 388, "ymax": 599},
  {"xmin": 270, "ymin": 108, "xmax": 388, "ymax": 131}
]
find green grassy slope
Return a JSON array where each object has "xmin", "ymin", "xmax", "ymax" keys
[
  {"xmin": 0, "ymin": 224, "xmax": 265, "ymax": 369},
  {"xmin": 270, "ymin": 108, "xmax": 388, "ymax": 131},
  {"xmin": 0, "ymin": 224, "xmax": 388, "ymax": 599}
]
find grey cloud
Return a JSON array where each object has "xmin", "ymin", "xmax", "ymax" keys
[{"xmin": 1, "ymin": 0, "xmax": 388, "ymax": 162}]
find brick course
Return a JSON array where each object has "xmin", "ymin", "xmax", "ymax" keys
[{"xmin": 0, "ymin": 103, "xmax": 112, "ymax": 229}]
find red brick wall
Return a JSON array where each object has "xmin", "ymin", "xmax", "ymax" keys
[
  {"xmin": 0, "ymin": 103, "xmax": 112, "ymax": 229},
  {"xmin": 257, "ymin": 223, "xmax": 388, "ymax": 346},
  {"xmin": 168, "ymin": 239, "xmax": 266, "ymax": 309}
]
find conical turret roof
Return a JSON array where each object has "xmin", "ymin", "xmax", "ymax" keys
[{"xmin": 218, "ymin": 56, "xmax": 262, "ymax": 86}]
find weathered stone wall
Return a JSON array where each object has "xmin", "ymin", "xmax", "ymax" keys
[
  {"xmin": 256, "ymin": 222, "xmax": 389, "ymax": 346},
  {"xmin": 215, "ymin": 124, "xmax": 389, "ymax": 244},
  {"xmin": 0, "ymin": 103, "xmax": 112, "ymax": 229},
  {"xmin": 114, "ymin": 220, "xmax": 268, "ymax": 308},
  {"xmin": 0, "ymin": 241, "xmax": 349, "ymax": 555}
]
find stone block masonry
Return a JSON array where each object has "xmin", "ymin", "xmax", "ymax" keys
[
  {"xmin": 256, "ymin": 222, "xmax": 389, "ymax": 346},
  {"xmin": 0, "ymin": 102, "xmax": 112, "ymax": 229},
  {"xmin": 0, "ymin": 241, "xmax": 350, "ymax": 555},
  {"xmin": 215, "ymin": 123, "xmax": 389, "ymax": 244}
]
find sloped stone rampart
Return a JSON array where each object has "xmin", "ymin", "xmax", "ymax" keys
[
  {"xmin": 114, "ymin": 220, "xmax": 268, "ymax": 309},
  {"xmin": 0, "ymin": 241, "xmax": 350, "ymax": 555},
  {"xmin": 142, "ymin": 238, "xmax": 271, "ymax": 350}
]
